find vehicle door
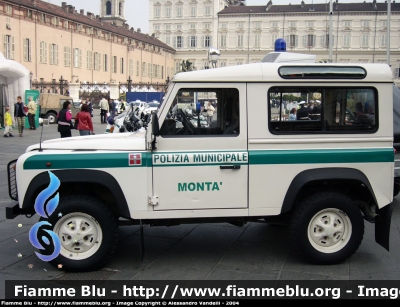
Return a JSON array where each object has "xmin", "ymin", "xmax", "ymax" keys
[{"xmin": 152, "ymin": 83, "xmax": 248, "ymax": 210}]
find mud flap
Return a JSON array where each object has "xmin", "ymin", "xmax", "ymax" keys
[{"xmin": 375, "ymin": 204, "xmax": 393, "ymax": 251}]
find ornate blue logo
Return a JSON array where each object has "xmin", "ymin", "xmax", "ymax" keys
[{"xmin": 29, "ymin": 171, "xmax": 62, "ymax": 261}]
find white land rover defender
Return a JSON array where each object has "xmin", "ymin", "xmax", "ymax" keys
[{"xmin": 6, "ymin": 62, "xmax": 394, "ymax": 271}]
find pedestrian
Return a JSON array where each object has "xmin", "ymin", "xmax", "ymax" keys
[
  {"xmin": 75, "ymin": 103, "xmax": 94, "ymax": 136},
  {"xmin": 204, "ymin": 100, "xmax": 215, "ymax": 125},
  {"xmin": 57, "ymin": 100, "xmax": 73, "ymax": 138},
  {"xmin": 99, "ymin": 96, "xmax": 109, "ymax": 124},
  {"xmin": 86, "ymin": 98, "xmax": 94, "ymax": 117},
  {"xmin": 110, "ymin": 99, "xmax": 116, "ymax": 117},
  {"xmin": 3, "ymin": 106, "xmax": 14, "ymax": 137},
  {"xmin": 288, "ymin": 108, "xmax": 297, "ymax": 120},
  {"xmin": 27, "ymin": 97, "xmax": 37, "ymax": 130},
  {"xmin": 14, "ymin": 95, "xmax": 27, "ymax": 137}
]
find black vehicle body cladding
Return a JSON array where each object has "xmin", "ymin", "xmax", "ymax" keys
[
  {"xmin": 375, "ymin": 204, "xmax": 393, "ymax": 251},
  {"xmin": 281, "ymin": 168, "xmax": 378, "ymax": 214},
  {"xmin": 22, "ymin": 169, "xmax": 130, "ymax": 218}
]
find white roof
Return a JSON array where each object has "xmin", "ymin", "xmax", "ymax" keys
[{"xmin": 172, "ymin": 63, "xmax": 394, "ymax": 83}]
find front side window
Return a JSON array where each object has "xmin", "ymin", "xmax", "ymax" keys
[
  {"xmin": 269, "ymin": 87, "xmax": 377, "ymax": 134},
  {"xmin": 160, "ymin": 88, "xmax": 240, "ymax": 136}
]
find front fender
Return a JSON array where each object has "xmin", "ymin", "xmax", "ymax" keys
[{"xmin": 22, "ymin": 169, "xmax": 130, "ymax": 218}]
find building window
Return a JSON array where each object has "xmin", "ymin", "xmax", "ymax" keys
[
  {"xmin": 271, "ymin": 34, "xmax": 278, "ymax": 46},
  {"xmin": 64, "ymin": 46, "xmax": 71, "ymax": 67},
  {"xmin": 204, "ymin": 23, "xmax": 211, "ymax": 29},
  {"xmin": 237, "ymin": 34, "xmax": 243, "ymax": 47},
  {"xmin": 165, "ymin": 24, "xmax": 171, "ymax": 30},
  {"xmin": 255, "ymin": 34, "xmax": 260, "ymax": 47},
  {"xmin": 23, "ymin": 38, "xmax": 31, "ymax": 62},
  {"xmin": 176, "ymin": 24, "xmax": 182, "ymax": 30},
  {"xmin": 190, "ymin": 23, "xmax": 196, "ymax": 29},
  {"xmin": 176, "ymin": 36, "xmax": 183, "ymax": 48},
  {"xmin": 6, "ymin": 4, "xmax": 12, "ymax": 15},
  {"xmin": 87, "ymin": 51, "xmax": 93, "ymax": 69},
  {"xmin": 94, "ymin": 52, "xmax": 101, "ymax": 71},
  {"xmin": 3, "ymin": 35, "xmax": 14, "ymax": 60},
  {"xmin": 175, "ymin": 61, "xmax": 180, "ymax": 73},
  {"xmin": 142, "ymin": 62, "xmax": 146, "ymax": 77},
  {"xmin": 343, "ymin": 33, "xmax": 351, "ymax": 47},
  {"xmin": 254, "ymin": 21, "xmax": 261, "ymax": 28},
  {"xmin": 322, "ymin": 34, "xmax": 334, "ymax": 48},
  {"xmin": 190, "ymin": 6, "xmax": 196, "ymax": 17},
  {"xmin": 190, "ymin": 36, "xmax": 197, "ymax": 48},
  {"xmin": 27, "ymin": 9, "xmax": 32, "ymax": 18},
  {"xmin": 148, "ymin": 63, "xmax": 152, "ymax": 78},
  {"xmin": 154, "ymin": 24, "xmax": 160, "ymax": 31},
  {"xmin": 103, "ymin": 54, "xmax": 108, "ymax": 72},
  {"xmin": 39, "ymin": 41, "xmax": 47, "ymax": 63},
  {"xmin": 220, "ymin": 23, "xmax": 227, "ymax": 29},
  {"xmin": 120, "ymin": 57, "xmax": 124, "ymax": 74},
  {"xmin": 362, "ymin": 21, "xmax": 370, "ymax": 28},
  {"xmin": 271, "ymin": 21, "xmax": 278, "ymax": 28},
  {"xmin": 381, "ymin": 21, "xmax": 388, "ymax": 27},
  {"xmin": 129, "ymin": 59, "xmax": 134, "ymax": 76},
  {"xmin": 106, "ymin": 1, "xmax": 112, "ymax": 15},
  {"xmin": 343, "ymin": 21, "xmax": 351, "ymax": 27},
  {"xmin": 304, "ymin": 34, "xmax": 316, "ymax": 48},
  {"xmin": 136, "ymin": 60, "xmax": 140, "ymax": 76},
  {"xmin": 50, "ymin": 44, "xmax": 58, "ymax": 65},
  {"xmin": 205, "ymin": 5, "xmax": 211, "ymax": 15},
  {"xmin": 380, "ymin": 33, "xmax": 387, "ymax": 48},
  {"xmin": 220, "ymin": 61, "xmax": 226, "ymax": 67},
  {"xmin": 64, "ymin": 20, "xmax": 69, "ymax": 29},
  {"xmin": 52, "ymin": 17, "xmax": 59, "ymax": 26},
  {"xmin": 40, "ymin": 13, "xmax": 44, "ymax": 22},
  {"xmin": 204, "ymin": 36, "xmax": 211, "ymax": 47},
  {"xmin": 112, "ymin": 56, "xmax": 117, "ymax": 73},
  {"xmin": 165, "ymin": 6, "xmax": 171, "ymax": 17},
  {"xmin": 73, "ymin": 48, "xmax": 81, "ymax": 68},
  {"xmin": 306, "ymin": 21, "xmax": 314, "ymax": 27},
  {"xmin": 154, "ymin": 6, "xmax": 161, "ymax": 18},
  {"xmin": 176, "ymin": 5, "xmax": 182, "ymax": 17},
  {"xmin": 289, "ymin": 22, "xmax": 296, "ymax": 28},
  {"xmin": 361, "ymin": 33, "xmax": 369, "ymax": 47},
  {"xmin": 287, "ymin": 34, "xmax": 298, "ymax": 48},
  {"xmin": 220, "ymin": 35, "xmax": 226, "ymax": 48},
  {"xmin": 237, "ymin": 60, "xmax": 243, "ymax": 65},
  {"xmin": 165, "ymin": 36, "xmax": 171, "ymax": 45},
  {"xmin": 237, "ymin": 22, "xmax": 244, "ymax": 28}
]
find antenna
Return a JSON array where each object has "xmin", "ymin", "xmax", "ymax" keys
[{"xmin": 38, "ymin": 73, "xmax": 53, "ymax": 152}]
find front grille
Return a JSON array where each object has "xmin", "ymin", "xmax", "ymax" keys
[{"xmin": 7, "ymin": 159, "xmax": 18, "ymax": 201}]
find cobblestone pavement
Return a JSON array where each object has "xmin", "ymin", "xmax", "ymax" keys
[{"xmin": 0, "ymin": 113, "xmax": 399, "ymax": 298}]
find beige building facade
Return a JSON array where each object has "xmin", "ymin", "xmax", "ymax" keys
[{"xmin": 0, "ymin": 0, "xmax": 176, "ymax": 93}]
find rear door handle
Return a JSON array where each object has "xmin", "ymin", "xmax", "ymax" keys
[{"xmin": 220, "ymin": 165, "xmax": 241, "ymax": 170}]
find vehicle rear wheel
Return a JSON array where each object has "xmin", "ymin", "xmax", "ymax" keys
[
  {"xmin": 290, "ymin": 192, "xmax": 364, "ymax": 264},
  {"xmin": 39, "ymin": 195, "xmax": 118, "ymax": 271},
  {"xmin": 46, "ymin": 112, "xmax": 57, "ymax": 124}
]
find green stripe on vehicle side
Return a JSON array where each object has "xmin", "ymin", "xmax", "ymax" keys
[
  {"xmin": 23, "ymin": 152, "xmax": 150, "ymax": 170},
  {"xmin": 23, "ymin": 148, "xmax": 393, "ymax": 170},
  {"xmin": 249, "ymin": 148, "xmax": 394, "ymax": 165}
]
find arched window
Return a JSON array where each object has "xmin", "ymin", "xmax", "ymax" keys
[
  {"xmin": 119, "ymin": 2, "xmax": 122, "ymax": 16},
  {"xmin": 106, "ymin": 1, "xmax": 112, "ymax": 15}
]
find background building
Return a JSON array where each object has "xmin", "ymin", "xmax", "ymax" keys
[
  {"xmin": 0, "ymin": 0, "xmax": 175, "ymax": 96},
  {"xmin": 150, "ymin": 0, "xmax": 400, "ymax": 84}
]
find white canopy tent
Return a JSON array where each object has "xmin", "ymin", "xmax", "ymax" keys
[{"xmin": 0, "ymin": 52, "xmax": 30, "ymax": 123}]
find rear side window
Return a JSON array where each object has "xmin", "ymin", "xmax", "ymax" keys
[{"xmin": 269, "ymin": 87, "xmax": 377, "ymax": 134}]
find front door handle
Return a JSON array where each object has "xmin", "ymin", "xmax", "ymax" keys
[{"xmin": 220, "ymin": 165, "xmax": 241, "ymax": 170}]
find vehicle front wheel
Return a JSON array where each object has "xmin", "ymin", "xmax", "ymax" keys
[
  {"xmin": 290, "ymin": 192, "xmax": 364, "ymax": 265},
  {"xmin": 39, "ymin": 195, "xmax": 119, "ymax": 271},
  {"xmin": 46, "ymin": 112, "xmax": 57, "ymax": 124}
]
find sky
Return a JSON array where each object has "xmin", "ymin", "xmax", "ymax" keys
[{"xmin": 49, "ymin": 0, "xmax": 371, "ymax": 34}]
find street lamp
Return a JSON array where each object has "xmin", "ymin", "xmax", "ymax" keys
[
  {"xmin": 127, "ymin": 76, "xmax": 132, "ymax": 92},
  {"xmin": 207, "ymin": 47, "xmax": 221, "ymax": 68},
  {"xmin": 59, "ymin": 75, "xmax": 64, "ymax": 95}
]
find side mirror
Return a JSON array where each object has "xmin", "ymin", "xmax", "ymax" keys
[{"xmin": 152, "ymin": 112, "xmax": 160, "ymax": 136}]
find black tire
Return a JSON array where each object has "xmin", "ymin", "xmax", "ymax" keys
[
  {"xmin": 39, "ymin": 195, "xmax": 118, "ymax": 272},
  {"xmin": 289, "ymin": 192, "xmax": 364, "ymax": 265},
  {"xmin": 46, "ymin": 112, "xmax": 57, "ymax": 124}
]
